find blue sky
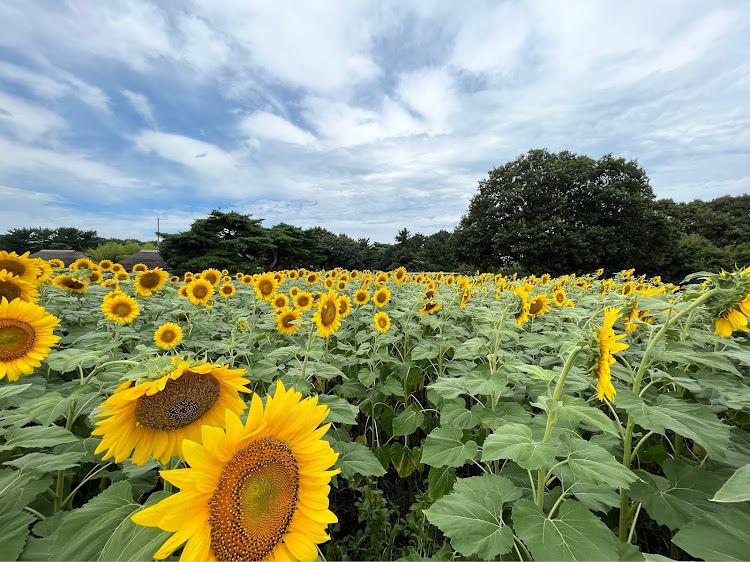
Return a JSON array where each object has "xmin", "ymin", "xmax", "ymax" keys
[{"xmin": 0, "ymin": 1, "xmax": 748, "ymax": 244}]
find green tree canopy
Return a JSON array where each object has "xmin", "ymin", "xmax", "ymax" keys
[
  {"xmin": 0, "ymin": 227, "xmax": 103, "ymax": 253},
  {"xmin": 451, "ymin": 149, "xmax": 676, "ymax": 276}
]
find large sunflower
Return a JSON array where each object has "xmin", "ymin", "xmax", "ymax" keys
[
  {"xmin": 131, "ymin": 381, "xmax": 339, "ymax": 562},
  {"xmin": 101, "ymin": 294, "xmax": 140, "ymax": 324},
  {"xmin": 255, "ymin": 272, "xmax": 279, "ymax": 301},
  {"xmin": 592, "ymin": 308, "xmax": 629, "ymax": 401},
  {"xmin": 394, "ymin": 267, "xmax": 407, "ymax": 285},
  {"xmin": 0, "ymin": 251, "xmax": 41, "ymax": 285},
  {"xmin": 529, "ymin": 293, "xmax": 552, "ymax": 317},
  {"xmin": 311, "ymin": 290, "xmax": 340, "ymax": 337},
  {"xmin": 419, "ymin": 300, "xmax": 442, "ymax": 315},
  {"xmin": 187, "ymin": 279, "xmax": 214, "ymax": 306},
  {"xmin": 134, "ymin": 268, "xmax": 169, "ymax": 297},
  {"xmin": 0, "ymin": 270, "xmax": 39, "ymax": 303},
  {"xmin": 93, "ymin": 361, "xmax": 250, "ymax": 465},
  {"xmin": 0, "ymin": 298, "xmax": 60, "ymax": 381}
]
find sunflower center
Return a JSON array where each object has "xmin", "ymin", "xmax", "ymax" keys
[
  {"xmin": 0, "ymin": 259, "xmax": 25, "ymax": 277},
  {"xmin": 0, "ymin": 280, "xmax": 22, "ymax": 301},
  {"xmin": 378, "ymin": 317, "xmax": 388, "ymax": 328},
  {"xmin": 209, "ymin": 437, "xmax": 299, "ymax": 562},
  {"xmin": 321, "ymin": 301, "xmax": 337, "ymax": 326},
  {"xmin": 260, "ymin": 281, "xmax": 273, "ymax": 295},
  {"xmin": 139, "ymin": 272, "xmax": 161, "ymax": 289},
  {"xmin": 134, "ymin": 371, "xmax": 220, "ymax": 430},
  {"xmin": 376, "ymin": 293, "xmax": 386, "ymax": 304},
  {"xmin": 281, "ymin": 313, "xmax": 295, "ymax": 328},
  {"xmin": 298, "ymin": 296, "xmax": 309, "ymax": 307},
  {"xmin": 529, "ymin": 299, "xmax": 544, "ymax": 315},
  {"xmin": 161, "ymin": 330, "xmax": 175, "ymax": 342},
  {"xmin": 65, "ymin": 279, "xmax": 85, "ymax": 290},
  {"xmin": 555, "ymin": 293, "xmax": 565, "ymax": 304},
  {"xmin": 113, "ymin": 303, "xmax": 132, "ymax": 317},
  {"xmin": 0, "ymin": 319, "xmax": 35, "ymax": 361},
  {"xmin": 223, "ymin": 286, "xmax": 233, "ymax": 295},
  {"xmin": 206, "ymin": 274, "xmax": 218, "ymax": 284},
  {"xmin": 193, "ymin": 286, "xmax": 208, "ymax": 299}
]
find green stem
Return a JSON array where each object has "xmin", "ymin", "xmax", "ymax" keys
[{"xmin": 299, "ymin": 322, "xmax": 315, "ymax": 379}]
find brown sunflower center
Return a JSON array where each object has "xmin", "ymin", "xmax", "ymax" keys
[
  {"xmin": 161, "ymin": 330, "xmax": 175, "ymax": 342},
  {"xmin": 205, "ymin": 274, "xmax": 218, "ymax": 284},
  {"xmin": 0, "ymin": 319, "xmax": 35, "ymax": 361},
  {"xmin": 209, "ymin": 437, "xmax": 299, "ymax": 562},
  {"xmin": 223, "ymin": 286, "xmax": 234, "ymax": 295},
  {"xmin": 193, "ymin": 285, "xmax": 209, "ymax": 299},
  {"xmin": 297, "ymin": 296, "xmax": 310, "ymax": 307},
  {"xmin": 338, "ymin": 300, "xmax": 348, "ymax": 314},
  {"xmin": 139, "ymin": 272, "xmax": 161, "ymax": 289},
  {"xmin": 281, "ymin": 313, "xmax": 296, "ymax": 328},
  {"xmin": 424, "ymin": 301, "xmax": 438, "ymax": 312},
  {"xmin": 113, "ymin": 303, "xmax": 132, "ymax": 317},
  {"xmin": 378, "ymin": 316, "xmax": 388, "ymax": 328},
  {"xmin": 321, "ymin": 301, "xmax": 337, "ymax": 326},
  {"xmin": 134, "ymin": 371, "xmax": 220, "ymax": 430},
  {"xmin": 376, "ymin": 292, "xmax": 387, "ymax": 304},
  {"xmin": 355, "ymin": 293, "xmax": 366, "ymax": 303},
  {"xmin": 0, "ymin": 280, "xmax": 22, "ymax": 301},
  {"xmin": 259, "ymin": 281, "xmax": 273, "ymax": 296},
  {"xmin": 555, "ymin": 292, "xmax": 565, "ymax": 304}
]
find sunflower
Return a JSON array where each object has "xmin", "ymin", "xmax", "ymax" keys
[
  {"xmin": 51, "ymin": 274, "xmax": 89, "ymax": 293},
  {"xmin": 98, "ymin": 259, "xmax": 114, "ymax": 271},
  {"xmin": 354, "ymin": 289, "xmax": 369, "ymax": 305},
  {"xmin": 360, "ymin": 274, "xmax": 372, "ymax": 289},
  {"xmin": 375, "ymin": 272, "xmax": 389, "ymax": 285},
  {"xmin": 131, "ymin": 381, "xmax": 338, "ymax": 561},
  {"xmin": 235, "ymin": 272, "xmax": 244, "ymax": 280},
  {"xmin": 394, "ymin": 267, "xmax": 407, "ymax": 285},
  {"xmin": 187, "ymin": 279, "xmax": 214, "ymax": 306},
  {"xmin": 241, "ymin": 274, "xmax": 253, "ymax": 285},
  {"xmin": 154, "ymin": 323, "xmax": 183, "ymax": 349},
  {"xmin": 170, "ymin": 275, "xmax": 180, "ymax": 284},
  {"xmin": 178, "ymin": 285, "xmax": 189, "ymax": 298},
  {"xmin": 132, "ymin": 263, "xmax": 148, "ymax": 273},
  {"xmin": 111, "ymin": 263, "xmax": 124, "ymax": 273},
  {"xmin": 272, "ymin": 293, "xmax": 289, "ymax": 310},
  {"xmin": 305, "ymin": 272, "xmax": 320, "ymax": 285},
  {"xmin": 276, "ymin": 307, "xmax": 302, "ymax": 335},
  {"xmin": 255, "ymin": 273, "xmax": 279, "ymax": 301},
  {"xmin": 101, "ymin": 293, "xmax": 140, "ymax": 324},
  {"xmin": 294, "ymin": 291, "xmax": 314, "ymax": 311},
  {"xmin": 115, "ymin": 271, "xmax": 130, "ymax": 282},
  {"xmin": 134, "ymin": 268, "xmax": 169, "ymax": 297},
  {"xmin": 591, "ymin": 308, "xmax": 629, "ymax": 402},
  {"xmin": 0, "ymin": 270, "xmax": 39, "ymax": 303},
  {"xmin": 337, "ymin": 295, "xmax": 351, "ymax": 318},
  {"xmin": 336, "ymin": 279, "xmax": 347, "ymax": 291},
  {"xmin": 514, "ymin": 287, "xmax": 531, "ymax": 327},
  {"xmin": 214, "ymin": 283, "xmax": 234, "ymax": 299},
  {"xmin": 93, "ymin": 361, "xmax": 250, "ymax": 465},
  {"xmin": 311, "ymin": 290, "xmax": 340, "ymax": 337},
  {"xmin": 205, "ymin": 298, "xmax": 214, "ymax": 310},
  {"xmin": 88, "ymin": 270, "xmax": 104, "ymax": 284},
  {"xmin": 0, "ymin": 298, "xmax": 60, "ymax": 382},
  {"xmin": 553, "ymin": 289, "xmax": 566, "ymax": 307},
  {"xmin": 540, "ymin": 273, "xmax": 551, "ymax": 285},
  {"xmin": 48, "ymin": 258, "xmax": 64, "ymax": 269},
  {"xmin": 289, "ymin": 286, "xmax": 300, "ymax": 297},
  {"xmin": 373, "ymin": 287, "xmax": 390, "ymax": 308},
  {"xmin": 419, "ymin": 300, "xmax": 442, "ymax": 315},
  {"xmin": 324, "ymin": 277, "xmax": 335, "ymax": 290},
  {"xmin": 32, "ymin": 259, "xmax": 53, "ymax": 284},
  {"xmin": 374, "ymin": 311, "xmax": 391, "ymax": 332},
  {"xmin": 445, "ymin": 275, "xmax": 455, "ymax": 286},
  {"xmin": 69, "ymin": 257, "xmax": 96, "ymax": 271},
  {"xmin": 223, "ymin": 276, "xmax": 232, "ymax": 284},
  {"xmin": 0, "ymin": 251, "xmax": 41, "ymax": 285},
  {"xmin": 529, "ymin": 294, "xmax": 552, "ymax": 317},
  {"xmin": 202, "ymin": 269, "xmax": 222, "ymax": 287}
]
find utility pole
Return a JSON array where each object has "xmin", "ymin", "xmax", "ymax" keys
[{"xmin": 157, "ymin": 216, "xmax": 160, "ymax": 249}]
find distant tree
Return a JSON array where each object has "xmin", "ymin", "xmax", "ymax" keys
[
  {"xmin": 86, "ymin": 241, "xmax": 156, "ymax": 262},
  {"xmin": 52, "ymin": 227, "xmax": 104, "ymax": 251},
  {"xmin": 452, "ymin": 149, "xmax": 676, "ymax": 276},
  {"xmin": 0, "ymin": 227, "xmax": 56, "ymax": 253},
  {"xmin": 268, "ymin": 223, "xmax": 320, "ymax": 270},
  {"xmin": 159, "ymin": 210, "xmax": 274, "ymax": 274},
  {"xmin": 304, "ymin": 227, "xmax": 369, "ymax": 270}
]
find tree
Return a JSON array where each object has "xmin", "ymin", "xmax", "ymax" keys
[
  {"xmin": 452, "ymin": 149, "xmax": 676, "ymax": 276},
  {"xmin": 86, "ymin": 241, "xmax": 156, "ymax": 262},
  {"xmin": 159, "ymin": 210, "xmax": 274, "ymax": 274},
  {"xmin": 0, "ymin": 227, "xmax": 102, "ymax": 253}
]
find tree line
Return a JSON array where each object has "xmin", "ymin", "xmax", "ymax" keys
[{"xmin": 2, "ymin": 149, "xmax": 747, "ymax": 280}]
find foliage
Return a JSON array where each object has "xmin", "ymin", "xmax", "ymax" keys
[
  {"xmin": 85, "ymin": 241, "xmax": 156, "ymax": 262},
  {"xmin": 0, "ymin": 227, "xmax": 104, "ymax": 253}
]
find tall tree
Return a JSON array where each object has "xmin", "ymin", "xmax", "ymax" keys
[
  {"xmin": 159, "ymin": 210, "xmax": 273, "ymax": 274},
  {"xmin": 452, "ymin": 149, "xmax": 676, "ymax": 276}
]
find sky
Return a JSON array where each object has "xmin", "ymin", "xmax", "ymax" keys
[{"xmin": 0, "ymin": 1, "xmax": 748, "ymax": 244}]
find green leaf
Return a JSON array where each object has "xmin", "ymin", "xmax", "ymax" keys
[
  {"xmin": 452, "ymin": 337, "xmax": 488, "ymax": 360},
  {"xmin": 46, "ymin": 349, "xmax": 102, "ymax": 373},
  {"xmin": 440, "ymin": 400, "xmax": 479, "ymax": 429},
  {"xmin": 421, "ymin": 427, "xmax": 478, "ymax": 468},
  {"xmin": 0, "ymin": 425, "xmax": 78, "ymax": 451},
  {"xmin": 378, "ymin": 376, "xmax": 405, "ymax": 398},
  {"xmin": 0, "ymin": 509, "xmax": 35, "ymax": 561},
  {"xmin": 424, "ymin": 474, "xmax": 521, "ymax": 560},
  {"xmin": 390, "ymin": 443, "xmax": 420, "ymax": 478},
  {"xmin": 392, "ymin": 405, "xmax": 424, "ymax": 437},
  {"xmin": 428, "ymin": 466, "xmax": 456, "ymax": 500},
  {"xmin": 553, "ymin": 396, "xmax": 619, "ymax": 436},
  {"xmin": 712, "ymin": 464, "xmax": 750, "ymax": 503},
  {"xmin": 616, "ymin": 390, "xmax": 730, "ymax": 460},
  {"xmin": 512, "ymin": 364, "xmax": 557, "ymax": 382},
  {"xmin": 465, "ymin": 369, "xmax": 507, "ymax": 396},
  {"xmin": 318, "ymin": 395, "xmax": 359, "ymax": 425},
  {"xmin": 427, "ymin": 376, "xmax": 467, "ymax": 400},
  {"xmin": 481, "ymin": 423, "xmax": 555, "ymax": 470},
  {"xmin": 410, "ymin": 344, "xmax": 440, "ymax": 361},
  {"xmin": 628, "ymin": 459, "xmax": 724, "ymax": 530},
  {"xmin": 332, "ymin": 441, "xmax": 387, "ymax": 479},
  {"xmin": 512, "ymin": 499, "xmax": 619, "ymax": 561},
  {"xmin": 562, "ymin": 437, "xmax": 639, "ymax": 490},
  {"xmin": 0, "ymin": 383, "xmax": 32, "ymax": 401},
  {"xmin": 5, "ymin": 452, "xmax": 84, "ymax": 474},
  {"xmin": 98, "ymin": 491, "xmax": 171, "ymax": 562},
  {"xmin": 672, "ymin": 508, "xmax": 750, "ymax": 561}
]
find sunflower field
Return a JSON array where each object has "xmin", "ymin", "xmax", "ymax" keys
[{"xmin": 1, "ymin": 249, "xmax": 750, "ymax": 561}]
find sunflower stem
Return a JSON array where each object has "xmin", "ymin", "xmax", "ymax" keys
[{"xmin": 300, "ymin": 322, "xmax": 315, "ymax": 380}]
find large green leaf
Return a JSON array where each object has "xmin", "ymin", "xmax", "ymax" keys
[
  {"xmin": 5, "ymin": 452, "xmax": 84, "ymax": 474},
  {"xmin": 512, "ymin": 499, "xmax": 619, "ymax": 561},
  {"xmin": 0, "ymin": 509, "xmax": 35, "ymax": 561},
  {"xmin": 428, "ymin": 466, "xmax": 456, "ymax": 500},
  {"xmin": 616, "ymin": 390, "xmax": 730, "ymax": 460},
  {"xmin": 392, "ymin": 405, "xmax": 425, "ymax": 437},
  {"xmin": 562, "ymin": 437, "xmax": 639, "ymax": 490},
  {"xmin": 0, "ymin": 383, "xmax": 33, "ymax": 401},
  {"xmin": 390, "ymin": 443, "xmax": 421, "ymax": 478},
  {"xmin": 424, "ymin": 474, "xmax": 521, "ymax": 560},
  {"xmin": 0, "ymin": 425, "xmax": 78, "ymax": 451},
  {"xmin": 318, "ymin": 395, "xmax": 359, "ymax": 425},
  {"xmin": 464, "ymin": 370, "xmax": 507, "ymax": 396},
  {"xmin": 421, "ymin": 427, "xmax": 478, "ymax": 467},
  {"xmin": 711, "ymin": 464, "xmax": 750, "ymax": 503},
  {"xmin": 427, "ymin": 376, "xmax": 467, "ymax": 400},
  {"xmin": 440, "ymin": 400, "xmax": 479, "ymax": 429},
  {"xmin": 332, "ymin": 441, "xmax": 387, "ymax": 479},
  {"xmin": 481, "ymin": 423, "xmax": 555, "ymax": 470},
  {"xmin": 672, "ymin": 508, "xmax": 750, "ymax": 561},
  {"xmin": 98, "ymin": 491, "xmax": 171, "ymax": 561},
  {"xmin": 628, "ymin": 459, "xmax": 724, "ymax": 529},
  {"xmin": 553, "ymin": 396, "xmax": 619, "ymax": 436}
]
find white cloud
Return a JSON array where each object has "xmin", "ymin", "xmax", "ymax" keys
[
  {"xmin": 396, "ymin": 67, "xmax": 458, "ymax": 132},
  {"xmin": 0, "ymin": 91, "xmax": 65, "ymax": 142},
  {"xmin": 133, "ymin": 130, "xmax": 236, "ymax": 177},
  {"xmin": 122, "ymin": 90, "xmax": 156, "ymax": 126},
  {"xmin": 238, "ymin": 112, "xmax": 315, "ymax": 145}
]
